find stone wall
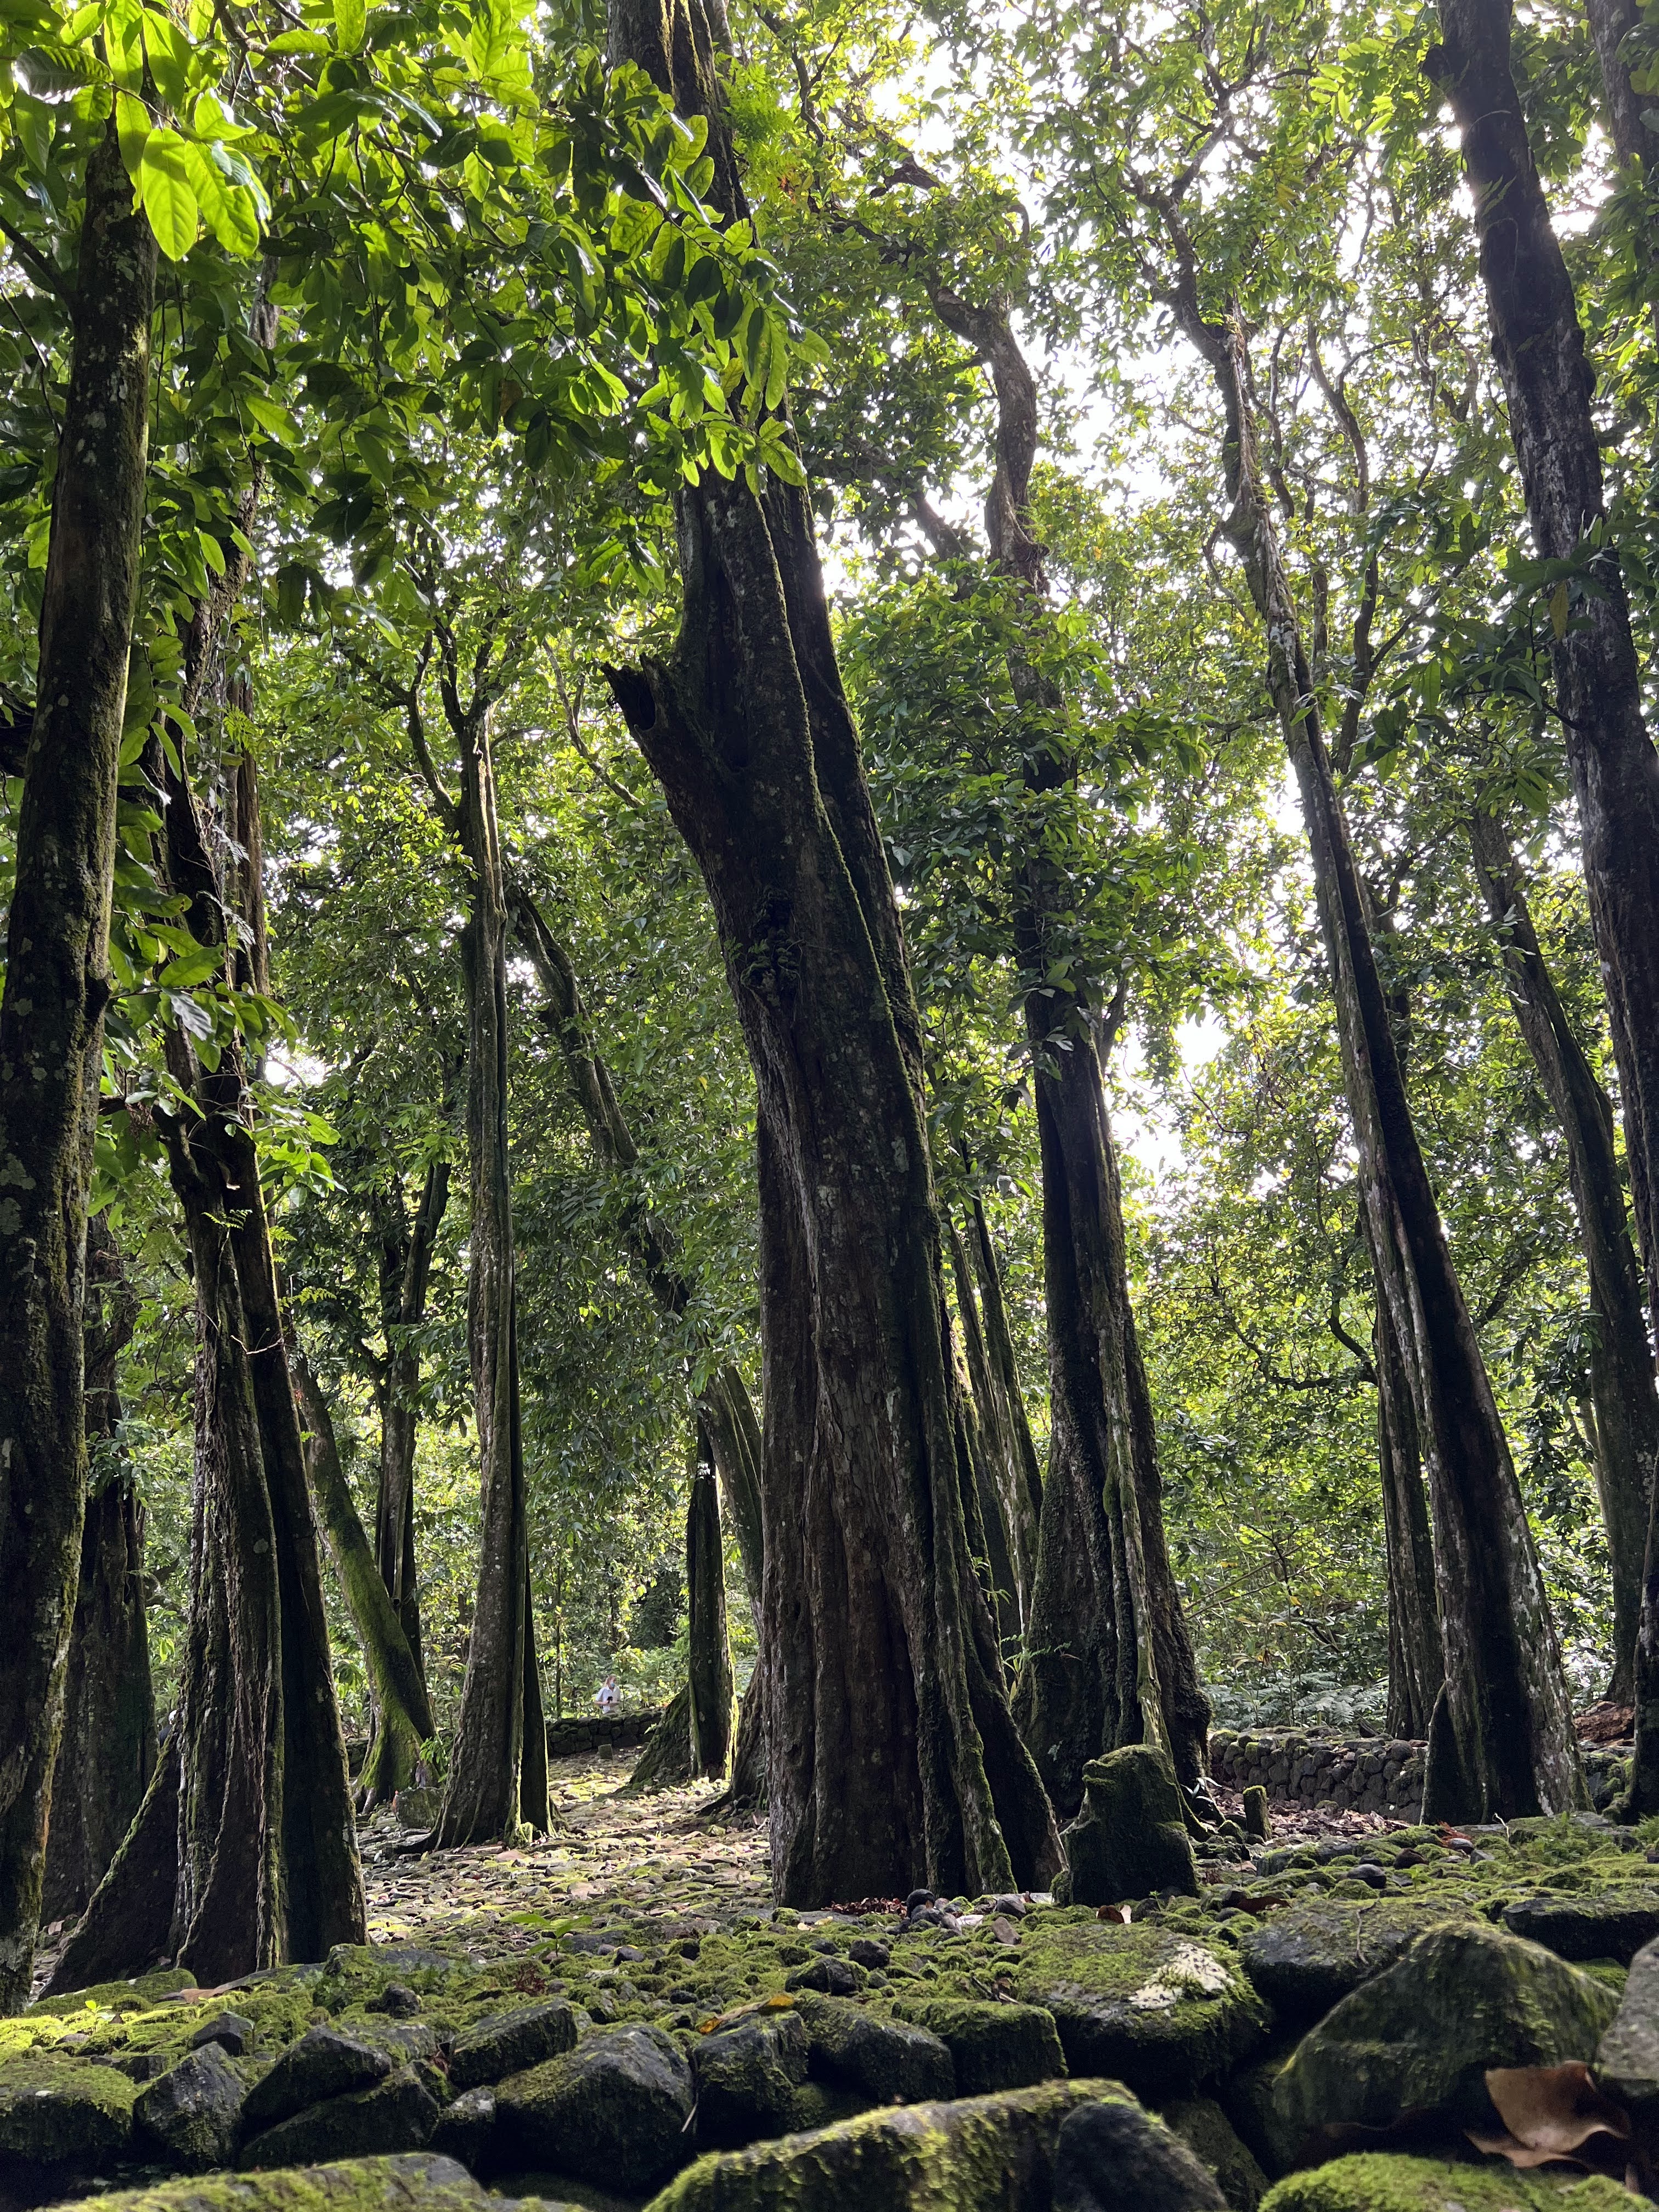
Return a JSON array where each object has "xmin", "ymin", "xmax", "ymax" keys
[
  {"xmin": 1208, "ymin": 1726, "xmax": 1426, "ymax": 1815},
  {"xmin": 546, "ymin": 1707, "xmax": 663, "ymax": 1759}
]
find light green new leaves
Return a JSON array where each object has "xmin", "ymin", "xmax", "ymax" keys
[{"xmin": 137, "ymin": 125, "xmax": 195, "ymax": 257}]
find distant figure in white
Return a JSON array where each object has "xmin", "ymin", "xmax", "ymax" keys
[{"xmin": 595, "ymin": 1673, "xmax": 620, "ymax": 1712}]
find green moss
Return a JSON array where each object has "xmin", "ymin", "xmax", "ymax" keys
[
  {"xmin": 1259, "ymin": 2152, "xmax": 1634, "ymax": 2209},
  {"xmin": 30, "ymin": 1971, "xmax": 196, "ymax": 2018},
  {"xmin": 0, "ymin": 2047, "xmax": 138, "ymax": 2163},
  {"xmin": 43, "ymin": 2150, "xmax": 512, "ymax": 2212}
]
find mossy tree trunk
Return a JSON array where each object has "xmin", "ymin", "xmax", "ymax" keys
[
  {"xmin": 945, "ymin": 1213, "xmax": 1027, "ymax": 1642},
  {"xmin": 604, "ymin": 0, "xmax": 1060, "ymax": 1904},
  {"xmin": 291, "ymin": 1349, "xmax": 436, "ymax": 1810},
  {"xmin": 43, "ymin": 1216, "xmax": 156, "ymax": 1928},
  {"xmin": 1470, "ymin": 812, "xmax": 1658, "ymax": 1703},
  {"xmin": 0, "ymin": 120, "xmax": 156, "ymax": 2015},
  {"xmin": 411, "ymin": 634, "xmax": 548, "ymax": 1847},
  {"xmin": 687, "ymin": 1422, "xmax": 733, "ymax": 1780},
  {"xmin": 1371, "ymin": 1240, "xmax": 1444, "ymax": 1740},
  {"xmin": 964, "ymin": 1181, "xmax": 1045, "ymax": 1608},
  {"xmin": 1158, "ymin": 247, "xmax": 1582, "ymax": 1821},
  {"xmin": 925, "ymin": 280, "xmax": 1210, "ymax": 1815}
]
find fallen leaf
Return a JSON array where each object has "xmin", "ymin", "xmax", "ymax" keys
[
  {"xmin": 1096, "ymin": 1904, "xmax": 1132, "ymax": 1925},
  {"xmin": 1466, "ymin": 2062, "xmax": 1632, "ymax": 2177}
]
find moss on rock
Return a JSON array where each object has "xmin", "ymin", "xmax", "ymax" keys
[
  {"xmin": 1258, "ymin": 2152, "xmax": 1634, "ymax": 2209},
  {"xmin": 889, "ymin": 1998, "xmax": 1065, "ymax": 2095},
  {"xmin": 1056, "ymin": 1748, "xmax": 1200, "ymax": 1910},
  {"xmin": 0, "ymin": 2047, "xmax": 138, "ymax": 2164},
  {"xmin": 1159, "ymin": 2096, "xmax": 1267, "ymax": 2211},
  {"xmin": 1239, "ymin": 1900, "xmax": 1475, "ymax": 2025},
  {"xmin": 42, "ymin": 2150, "xmax": 578, "ymax": 2212}
]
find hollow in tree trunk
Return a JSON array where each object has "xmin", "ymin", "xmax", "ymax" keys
[
  {"xmin": 923, "ymin": 278, "xmax": 1210, "ymax": 1814},
  {"xmin": 0, "ymin": 120, "xmax": 156, "ymax": 2014},
  {"xmin": 1159, "ymin": 255, "xmax": 1582, "ymax": 1820},
  {"xmin": 291, "ymin": 1350, "xmax": 435, "ymax": 1810},
  {"xmin": 604, "ymin": 0, "xmax": 1060, "ymax": 1905},
  {"xmin": 687, "ymin": 1422, "xmax": 733, "ymax": 1779},
  {"xmin": 43, "ymin": 1216, "xmax": 156, "ymax": 1928},
  {"xmin": 1470, "ymin": 811, "xmax": 1659, "ymax": 1703}
]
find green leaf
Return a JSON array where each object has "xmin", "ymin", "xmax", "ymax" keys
[
  {"xmin": 138, "ymin": 128, "xmax": 199, "ymax": 261},
  {"xmin": 334, "ymin": 0, "xmax": 365, "ymax": 52},
  {"xmin": 183, "ymin": 140, "xmax": 261, "ymax": 256}
]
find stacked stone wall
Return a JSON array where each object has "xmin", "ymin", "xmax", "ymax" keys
[
  {"xmin": 1208, "ymin": 1727, "xmax": 1426, "ymax": 1815},
  {"xmin": 546, "ymin": 1707, "xmax": 663, "ymax": 1758}
]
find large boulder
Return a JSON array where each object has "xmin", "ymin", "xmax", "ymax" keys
[
  {"xmin": 1257, "ymin": 2152, "xmax": 1634, "ymax": 2209},
  {"xmin": 1217, "ymin": 2044, "xmax": 1301, "ymax": 2183},
  {"xmin": 1500, "ymin": 1889, "xmax": 1659, "ymax": 1966},
  {"xmin": 1010, "ymin": 1917, "xmax": 1267, "ymax": 2099},
  {"xmin": 134, "ymin": 2044, "xmax": 246, "ymax": 2171},
  {"xmin": 1160, "ymin": 2096, "xmax": 1267, "ymax": 2211},
  {"xmin": 1239, "ymin": 1899, "xmax": 1466, "ymax": 2025},
  {"xmin": 238, "ymin": 2069, "xmax": 440, "ymax": 2170},
  {"xmin": 794, "ymin": 1996, "xmax": 955, "ymax": 2105},
  {"xmin": 494, "ymin": 2023, "xmax": 694, "ymax": 2193},
  {"xmin": 647, "ymin": 2080, "xmax": 1207, "ymax": 2212},
  {"xmin": 1051, "ymin": 2098, "xmax": 1226, "ymax": 2211},
  {"xmin": 690, "ymin": 2009, "xmax": 810, "ymax": 2148},
  {"xmin": 0, "ymin": 2050, "xmax": 137, "ymax": 2166},
  {"xmin": 239, "ymin": 2027, "xmax": 392, "ymax": 2135},
  {"xmin": 890, "ymin": 1998, "xmax": 1065, "ymax": 2096},
  {"xmin": 448, "ymin": 2003, "xmax": 577, "ymax": 2091},
  {"xmin": 36, "ymin": 2151, "xmax": 584, "ymax": 2212},
  {"xmin": 1057, "ymin": 1747, "xmax": 1200, "ymax": 1909},
  {"xmin": 1593, "ymin": 1928, "xmax": 1659, "ymax": 2114},
  {"xmin": 1274, "ymin": 1923, "xmax": 1620, "ymax": 2141}
]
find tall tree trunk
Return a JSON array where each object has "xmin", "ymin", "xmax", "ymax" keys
[
  {"xmin": 1372, "ymin": 1244, "xmax": 1444, "ymax": 1739},
  {"xmin": 508, "ymin": 880, "xmax": 765, "ymax": 1615},
  {"xmin": 371, "ymin": 1142, "xmax": 453, "ymax": 1692},
  {"xmin": 946, "ymin": 1212, "xmax": 1028, "ymax": 1639},
  {"xmin": 1579, "ymin": 0, "xmax": 1659, "ymax": 337},
  {"xmin": 0, "ymin": 121, "xmax": 156, "ymax": 2015},
  {"xmin": 687, "ymin": 1422, "xmax": 733, "ymax": 1779},
  {"xmin": 159, "ymin": 758, "xmax": 367, "ymax": 1978},
  {"xmin": 43, "ymin": 1217, "xmax": 156, "ymax": 1927},
  {"xmin": 291, "ymin": 1351, "xmax": 436, "ymax": 1809},
  {"xmin": 1158, "ymin": 252, "xmax": 1583, "ymax": 1820},
  {"xmin": 1430, "ymin": 0, "xmax": 1659, "ymax": 1809},
  {"xmin": 425, "ymin": 664, "xmax": 548, "ymax": 1846},
  {"xmin": 966, "ymin": 1183, "xmax": 1045, "ymax": 1590},
  {"xmin": 1470, "ymin": 812, "xmax": 1659, "ymax": 1702},
  {"xmin": 604, "ymin": 0, "xmax": 1060, "ymax": 1905},
  {"xmin": 925, "ymin": 280, "xmax": 1210, "ymax": 1810}
]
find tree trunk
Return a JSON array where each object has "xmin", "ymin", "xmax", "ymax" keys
[
  {"xmin": 1470, "ymin": 812, "xmax": 1659, "ymax": 1702},
  {"xmin": 1163, "ymin": 263, "xmax": 1582, "ymax": 1819},
  {"xmin": 604, "ymin": 0, "xmax": 1060, "ymax": 1906},
  {"xmin": 687, "ymin": 1422, "xmax": 734, "ymax": 1779},
  {"xmin": 924, "ymin": 279, "xmax": 1211, "ymax": 1810},
  {"xmin": 0, "ymin": 120, "xmax": 156, "ymax": 2015},
  {"xmin": 1579, "ymin": 0, "xmax": 1659, "ymax": 337},
  {"xmin": 1372, "ymin": 1251, "xmax": 1444, "ymax": 1739},
  {"xmin": 372, "ymin": 1146, "xmax": 453, "ymax": 1690},
  {"xmin": 432, "ymin": 674, "xmax": 548, "ymax": 1846},
  {"xmin": 508, "ymin": 879, "xmax": 765, "ymax": 1617},
  {"xmin": 966, "ymin": 1184, "xmax": 1045, "ymax": 1599},
  {"xmin": 946, "ymin": 1213, "xmax": 1027, "ymax": 1641},
  {"xmin": 42, "ymin": 1744, "xmax": 179, "ymax": 1996},
  {"xmin": 1431, "ymin": 0, "xmax": 1659, "ymax": 1807},
  {"xmin": 291, "ymin": 1350, "xmax": 436, "ymax": 1809},
  {"xmin": 43, "ymin": 1218, "xmax": 156, "ymax": 1927}
]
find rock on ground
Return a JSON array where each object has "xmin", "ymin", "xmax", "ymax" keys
[
  {"xmin": 889, "ymin": 1999, "xmax": 1065, "ymax": 2097},
  {"xmin": 1057, "ymin": 1746, "xmax": 1200, "ymax": 1909},
  {"xmin": 1159, "ymin": 2096, "xmax": 1267, "ymax": 2211},
  {"xmin": 238, "ymin": 2069, "xmax": 440, "ymax": 2170},
  {"xmin": 1274, "ymin": 1923, "xmax": 1621, "ymax": 2141},
  {"xmin": 238, "ymin": 2027, "xmax": 392, "ymax": 2135},
  {"xmin": 690, "ymin": 2008, "xmax": 810, "ymax": 2148},
  {"xmin": 494, "ymin": 2023, "xmax": 695, "ymax": 2192},
  {"xmin": 1257, "ymin": 2152, "xmax": 1635, "ymax": 2209},
  {"xmin": 38, "ymin": 2151, "xmax": 582, "ymax": 2212},
  {"xmin": 1239, "ymin": 1900, "xmax": 1469, "ymax": 2026},
  {"xmin": 135, "ymin": 2044, "xmax": 246, "ymax": 2171},
  {"xmin": 0, "ymin": 2049, "xmax": 137, "ymax": 2165},
  {"xmin": 448, "ymin": 2002, "xmax": 576, "ymax": 2091},
  {"xmin": 793, "ymin": 1996, "xmax": 954, "ymax": 2105},
  {"xmin": 1500, "ymin": 1889, "xmax": 1659, "ymax": 1965}
]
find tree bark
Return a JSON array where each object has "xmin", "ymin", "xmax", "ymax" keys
[
  {"xmin": 371, "ymin": 1145, "xmax": 453, "ymax": 1692},
  {"xmin": 42, "ymin": 1217, "xmax": 156, "ymax": 1927},
  {"xmin": 603, "ymin": 0, "xmax": 1061, "ymax": 1905},
  {"xmin": 946, "ymin": 1212, "xmax": 1026, "ymax": 1641},
  {"xmin": 687, "ymin": 1421, "xmax": 734, "ymax": 1779},
  {"xmin": 966, "ymin": 1185, "xmax": 1045, "ymax": 1598},
  {"xmin": 1470, "ymin": 812, "xmax": 1659, "ymax": 1702},
  {"xmin": 1371, "ymin": 1244, "xmax": 1444, "ymax": 1739},
  {"xmin": 1430, "ymin": 0, "xmax": 1659, "ymax": 1806},
  {"xmin": 508, "ymin": 879, "xmax": 765, "ymax": 1616},
  {"xmin": 924, "ymin": 280, "xmax": 1211, "ymax": 1812},
  {"xmin": 291, "ymin": 1350, "xmax": 436, "ymax": 1809},
  {"xmin": 0, "ymin": 120, "xmax": 156, "ymax": 2014},
  {"xmin": 1167, "ymin": 264, "xmax": 1582, "ymax": 1819},
  {"xmin": 42, "ymin": 1742, "xmax": 179, "ymax": 1996},
  {"xmin": 422, "ymin": 652, "xmax": 548, "ymax": 1846}
]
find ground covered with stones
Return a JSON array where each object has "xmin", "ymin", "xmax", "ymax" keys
[{"xmin": 13, "ymin": 1748, "xmax": 1659, "ymax": 2210}]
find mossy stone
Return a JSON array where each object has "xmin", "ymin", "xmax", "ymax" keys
[
  {"xmin": 889, "ymin": 1999, "xmax": 1065, "ymax": 2095},
  {"xmin": 645, "ymin": 2079, "xmax": 1144, "ymax": 2212},
  {"xmin": 1004, "ymin": 1916, "xmax": 1267, "ymax": 2099},
  {"xmin": 0, "ymin": 2047, "xmax": 138, "ymax": 2164},
  {"xmin": 239, "ymin": 2068, "xmax": 440, "ymax": 2170},
  {"xmin": 1057, "ymin": 1747, "xmax": 1200, "ymax": 1909},
  {"xmin": 1593, "ymin": 1929, "xmax": 1659, "ymax": 2113},
  {"xmin": 1051, "ymin": 2098, "xmax": 1226, "ymax": 2210},
  {"xmin": 41, "ymin": 2149, "xmax": 573, "ymax": 2212},
  {"xmin": 448, "ymin": 2002, "xmax": 577, "ymax": 2091},
  {"xmin": 1274, "ymin": 1923, "xmax": 1621, "ymax": 2141},
  {"xmin": 1239, "ymin": 1899, "xmax": 1471, "ymax": 2025},
  {"xmin": 794, "ymin": 1996, "xmax": 954, "ymax": 2104},
  {"xmin": 1160, "ymin": 2096, "xmax": 1267, "ymax": 2211},
  {"xmin": 496, "ymin": 2023, "xmax": 694, "ymax": 2192},
  {"xmin": 29, "ymin": 1971, "xmax": 196, "ymax": 2019},
  {"xmin": 1500, "ymin": 1891, "xmax": 1659, "ymax": 1966},
  {"xmin": 134, "ymin": 2043, "xmax": 246, "ymax": 2171},
  {"xmin": 1217, "ymin": 2043, "xmax": 1305, "ymax": 2184},
  {"xmin": 691, "ymin": 2009, "xmax": 810, "ymax": 2148},
  {"xmin": 240, "ymin": 2028, "xmax": 392, "ymax": 2135},
  {"xmin": 1258, "ymin": 2152, "xmax": 1635, "ymax": 2209}
]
